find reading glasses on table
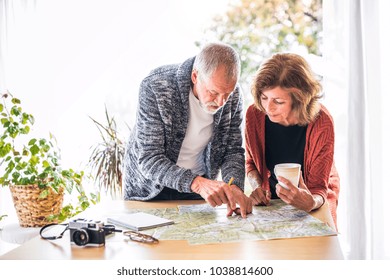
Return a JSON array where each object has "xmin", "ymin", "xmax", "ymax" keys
[{"xmin": 123, "ymin": 230, "xmax": 159, "ymax": 244}]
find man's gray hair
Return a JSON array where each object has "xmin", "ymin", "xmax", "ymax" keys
[{"xmin": 193, "ymin": 42, "xmax": 241, "ymax": 82}]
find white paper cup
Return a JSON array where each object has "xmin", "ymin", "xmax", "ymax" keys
[{"xmin": 274, "ymin": 163, "xmax": 301, "ymax": 189}]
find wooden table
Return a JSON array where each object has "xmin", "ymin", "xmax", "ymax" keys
[{"xmin": 0, "ymin": 200, "xmax": 344, "ymax": 260}]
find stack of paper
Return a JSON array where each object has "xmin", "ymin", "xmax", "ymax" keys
[{"xmin": 107, "ymin": 212, "xmax": 174, "ymax": 231}]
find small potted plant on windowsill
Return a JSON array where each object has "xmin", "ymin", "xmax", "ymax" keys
[{"xmin": 0, "ymin": 92, "xmax": 97, "ymax": 227}]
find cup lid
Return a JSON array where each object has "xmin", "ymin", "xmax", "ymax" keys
[{"xmin": 274, "ymin": 163, "xmax": 301, "ymax": 168}]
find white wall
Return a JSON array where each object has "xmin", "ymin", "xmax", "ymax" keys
[{"xmin": 0, "ymin": 0, "xmax": 229, "ymax": 221}]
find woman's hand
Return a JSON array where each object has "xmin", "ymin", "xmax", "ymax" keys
[
  {"xmin": 276, "ymin": 172, "xmax": 323, "ymax": 212},
  {"xmin": 247, "ymin": 169, "xmax": 270, "ymax": 206},
  {"xmin": 249, "ymin": 186, "xmax": 271, "ymax": 206}
]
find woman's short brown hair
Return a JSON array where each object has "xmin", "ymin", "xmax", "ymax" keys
[{"xmin": 251, "ymin": 53, "xmax": 322, "ymax": 125}]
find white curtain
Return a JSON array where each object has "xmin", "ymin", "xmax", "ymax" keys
[{"xmin": 324, "ymin": 0, "xmax": 390, "ymax": 260}]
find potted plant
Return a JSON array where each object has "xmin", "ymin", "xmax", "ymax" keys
[
  {"xmin": 87, "ymin": 107, "xmax": 127, "ymax": 199},
  {"xmin": 0, "ymin": 93, "xmax": 97, "ymax": 227}
]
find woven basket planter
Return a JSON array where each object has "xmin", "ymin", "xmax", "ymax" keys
[{"xmin": 9, "ymin": 185, "xmax": 64, "ymax": 227}]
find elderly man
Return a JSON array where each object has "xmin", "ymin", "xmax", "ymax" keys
[{"xmin": 123, "ymin": 42, "xmax": 252, "ymax": 217}]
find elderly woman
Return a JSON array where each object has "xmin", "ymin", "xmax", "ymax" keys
[{"xmin": 245, "ymin": 53, "xmax": 340, "ymax": 226}]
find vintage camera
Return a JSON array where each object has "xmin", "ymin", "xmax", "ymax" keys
[{"xmin": 69, "ymin": 218, "xmax": 106, "ymax": 247}]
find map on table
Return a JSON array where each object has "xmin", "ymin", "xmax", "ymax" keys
[{"xmin": 121, "ymin": 200, "xmax": 337, "ymax": 245}]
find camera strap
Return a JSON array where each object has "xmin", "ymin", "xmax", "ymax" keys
[
  {"xmin": 103, "ymin": 224, "xmax": 122, "ymax": 235},
  {"xmin": 39, "ymin": 223, "xmax": 69, "ymax": 240},
  {"xmin": 39, "ymin": 223, "xmax": 122, "ymax": 240}
]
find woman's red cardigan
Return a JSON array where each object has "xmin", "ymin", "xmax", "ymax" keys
[{"xmin": 245, "ymin": 104, "xmax": 340, "ymax": 226}]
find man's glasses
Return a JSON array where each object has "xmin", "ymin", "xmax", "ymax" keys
[{"xmin": 123, "ymin": 231, "xmax": 159, "ymax": 244}]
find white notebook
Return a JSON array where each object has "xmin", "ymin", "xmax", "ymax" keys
[{"xmin": 107, "ymin": 212, "xmax": 174, "ymax": 231}]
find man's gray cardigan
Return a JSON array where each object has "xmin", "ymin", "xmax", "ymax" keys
[{"xmin": 123, "ymin": 56, "xmax": 245, "ymax": 200}]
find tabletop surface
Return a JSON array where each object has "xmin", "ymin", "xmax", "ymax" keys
[{"xmin": 0, "ymin": 200, "xmax": 344, "ymax": 260}]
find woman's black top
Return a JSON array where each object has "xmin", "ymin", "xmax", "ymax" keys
[{"xmin": 265, "ymin": 115, "xmax": 307, "ymax": 198}]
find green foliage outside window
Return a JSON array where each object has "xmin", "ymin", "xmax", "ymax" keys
[{"xmin": 197, "ymin": 0, "xmax": 322, "ymax": 106}]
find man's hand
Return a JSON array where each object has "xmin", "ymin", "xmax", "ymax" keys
[
  {"xmin": 226, "ymin": 185, "xmax": 253, "ymax": 218},
  {"xmin": 191, "ymin": 176, "xmax": 252, "ymax": 218},
  {"xmin": 191, "ymin": 176, "xmax": 229, "ymax": 206}
]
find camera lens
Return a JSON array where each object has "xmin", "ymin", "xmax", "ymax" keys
[{"xmin": 72, "ymin": 229, "xmax": 89, "ymax": 246}]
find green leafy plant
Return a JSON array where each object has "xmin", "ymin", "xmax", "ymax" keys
[
  {"xmin": 0, "ymin": 92, "xmax": 98, "ymax": 223},
  {"xmin": 47, "ymin": 190, "xmax": 100, "ymax": 223},
  {"xmin": 88, "ymin": 106, "xmax": 126, "ymax": 199},
  {"xmin": 0, "ymin": 214, "xmax": 7, "ymax": 222}
]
